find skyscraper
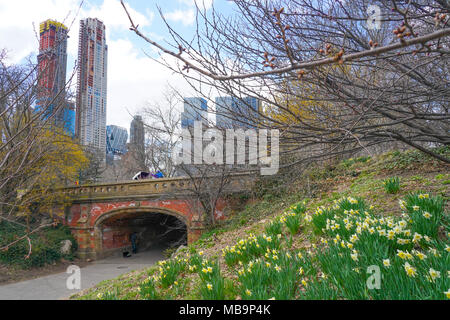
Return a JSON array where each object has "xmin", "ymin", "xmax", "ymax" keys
[
  {"xmin": 63, "ymin": 101, "xmax": 76, "ymax": 136},
  {"xmin": 215, "ymin": 96, "xmax": 261, "ymax": 129},
  {"xmin": 106, "ymin": 125, "xmax": 128, "ymax": 165},
  {"xmin": 234, "ymin": 96, "xmax": 261, "ymax": 129},
  {"xmin": 76, "ymin": 18, "xmax": 108, "ymax": 159},
  {"xmin": 106, "ymin": 125, "xmax": 128, "ymax": 155},
  {"xmin": 215, "ymin": 96, "xmax": 235, "ymax": 129},
  {"xmin": 181, "ymin": 97, "xmax": 208, "ymax": 128},
  {"xmin": 130, "ymin": 115, "xmax": 144, "ymax": 147},
  {"xmin": 35, "ymin": 19, "xmax": 75, "ymax": 136},
  {"xmin": 37, "ymin": 20, "xmax": 68, "ymax": 102}
]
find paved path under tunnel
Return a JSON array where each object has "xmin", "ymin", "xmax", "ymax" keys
[{"xmin": 0, "ymin": 248, "xmax": 165, "ymax": 300}]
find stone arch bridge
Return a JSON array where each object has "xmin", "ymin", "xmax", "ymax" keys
[{"xmin": 58, "ymin": 173, "xmax": 254, "ymax": 260}]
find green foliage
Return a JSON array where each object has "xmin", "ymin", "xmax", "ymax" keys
[
  {"xmin": 222, "ymin": 233, "xmax": 282, "ymax": 267},
  {"xmin": 139, "ymin": 277, "xmax": 160, "ymax": 300},
  {"xmin": 384, "ymin": 177, "xmax": 400, "ymax": 194},
  {"xmin": 282, "ymin": 201, "xmax": 307, "ymax": 236},
  {"xmin": 223, "ymin": 278, "xmax": 239, "ymax": 299},
  {"xmin": 309, "ymin": 206, "xmax": 335, "ymax": 235},
  {"xmin": 156, "ymin": 258, "xmax": 187, "ymax": 289},
  {"xmin": 279, "ymin": 204, "xmax": 304, "ymax": 236},
  {"xmin": 341, "ymin": 156, "xmax": 371, "ymax": 168},
  {"xmin": 290, "ymin": 201, "xmax": 307, "ymax": 214},
  {"xmin": 284, "ymin": 213, "xmax": 301, "ymax": 236},
  {"xmin": 97, "ymin": 289, "xmax": 120, "ymax": 300},
  {"xmin": 163, "ymin": 247, "xmax": 177, "ymax": 259},
  {"xmin": 198, "ymin": 260, "xmax": 225, "ymax": 300},
  {"xmin": 265, "ymin": 219, "xmax": 283, "ymax": 236},
  {"xmin": 298, "ymin": 194, "xmax": 448, "ymax": 300},
  {"xmin": 384, "ymin": 146, "xmax": 449, "ymax": 170},
  {"xmin": 401, "ymin": 192, "xmax": 445, "ymax": 238},
  {"xmin": 237, "ymin": 251, "xmax": 303, "ymax": 300},
  {"xmin": 0, "ymin": 221, "xmax": 75, "ymax": 268}
]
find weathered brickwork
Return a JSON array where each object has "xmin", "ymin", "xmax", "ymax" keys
[{"xmin": 58, "ymin": 175, "xmax": 253, "ymax": 260}]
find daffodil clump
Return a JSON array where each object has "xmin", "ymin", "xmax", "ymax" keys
[
  {"xmin": 265, "ymin": 219, "xmax": 283, "ymax": 236},
  {"xmin": 136, "ymin": 255, "xmax": 190, "ymax": 299},
  {"xmin": 282, "ymin": 209, "xmax": 302, "ymax": 236},
  {"xmin": 96, "ymin": 290, "xmax": 119, "ymax": 300},
  {"xmin": 139, "ymin": 275, "xmax": 159, "ymax": 300},
  {"xmin": 156, "ymin": 257, "xmax": 188, "ymax": 288},
  {"xmin": 290, "ymin": 201, "xmax": 308, "ymax": 215},
  {"xmin": 137, "ymin": 249, "xmax": 226, "ymax": 300},
  {"xmin": 222, "ymin": 233, "xmax": 282, "ymax": 266},
  {"xmin": 384, "ymin": 176, "xmax": 400, "ymax": 194},
  {"xmin": 300, "ymin": 194, "xmax": 449, "ymax": 299},
  {"xmin": 402, "ymin": 192, "xmax": 445, "ymax": 238},
  {"xmin": 310, "ymin": 196, "xmax": 365, "ymax": 235},
  {"xmin": 237, "ymin": 250, "xmax": 308, "ymax": 300},
  {"xmin": 309, "ymin": 205, "xmax": 335, "ymax": 235},
  {"xmin": 198, "ymin": 259, "xmax": 225, "ymax": 299},
  {"xmin": 134, "ymin": 191, "xmax": 448, "ymax": 300}
]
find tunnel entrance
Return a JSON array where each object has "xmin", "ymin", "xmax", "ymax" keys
[{"xmin": 98, "ymin": 210, "xmax": 187, "ymax": 257}]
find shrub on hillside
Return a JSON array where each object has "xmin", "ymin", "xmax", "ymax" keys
[
  {"xmin": 0, "ymin": 221, "xmax": 76, "ymax": 268},
  {"xmin": 384, "ymin": 177, "xmax": 400, "ymax": 194}
]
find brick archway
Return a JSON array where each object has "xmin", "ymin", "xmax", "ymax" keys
[
  {"xmin": 93, "ymin": 206, "xmax": 191, "ymax": 257},
  {"xmin": 68, "ymin": 199, "xmax": 207, "ymax": 260},
  {"xmin": 60, "ymin": 174, "xmax": 255, "ymax": 260},
  {"xmin": 94, "ymin": 206, "xmax": 190, "ymax": 229}
]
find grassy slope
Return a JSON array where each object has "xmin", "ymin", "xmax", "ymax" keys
[{"xmin": 71, "ymin": 149, "xmax": 449, "ymax": 300}]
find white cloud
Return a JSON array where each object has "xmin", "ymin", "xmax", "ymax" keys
[
  {"xmin": 0, "ymin": 0, "xmax": 153, "ymax": 61},
  {"xmin": 105, "ymin": 39, "xmax": 194, "ymax": 129},
  {"xmin": 84, "ymin": 0, "xmax": 151, "ymax": 32},
  {"xmin": 178, "ymin": 0, "xmax": 214, "ymax": 10},
  {"xmin": 0, "ymin": 0, "xmax": 80, "ymax": 62},
  {"xmin": 164, "ymin": 0, "xmax": 214, "ymax": 26},
  {"xmin": 164, "ymin": 9, "xmax": 196, "ymax": 26},
  {"xmin": 67, "ymin": 0, "xmax": 153, "ymax": 56}
]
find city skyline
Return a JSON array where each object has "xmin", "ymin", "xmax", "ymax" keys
[
  {"xmin": 11, "ymin": 2, "xmax": 262, "ymax": 154},
  {"xmin": 0, "ymin": 0, "xmax": 233, "ymax": 131}
]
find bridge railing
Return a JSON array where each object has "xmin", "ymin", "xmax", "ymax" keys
[{"xmin": 63, "ymin": 172, "xmax": 256, "ymax": 201}]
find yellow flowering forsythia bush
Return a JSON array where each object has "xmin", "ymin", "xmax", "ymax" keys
[{"xmin": 102, "ymin": 195, "xmax": 449, "ymax": 300}]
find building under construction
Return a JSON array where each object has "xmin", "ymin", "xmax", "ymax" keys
[
  {"xmin": 76, "ymin": 18, "xmax": 108, "ymax": 159},
  {"xmin": 37, "ymin": 19, "xmax": 68, "ymax": 101},
  {"xmin": 35, "ymin": 19, "xmax": 75, "ymax": 136}
]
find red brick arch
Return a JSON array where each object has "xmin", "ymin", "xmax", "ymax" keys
[
  {"xmin": 94, "ymin": 206, "xmax": 190, "ymax": 229},
  {"xmin": 60, "ymin": 174, "xmax": 253, "ymax": 260},
  {"xmin": 66, "ymin": 198, "xmax": 227, "ymax": 260},
  {"xmin": 92, "ymin": 206, "xmax": 191, "ymax": 258}
]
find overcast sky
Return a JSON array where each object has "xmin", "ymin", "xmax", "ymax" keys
[{"xmin": 0, "ymin": 0, "xmax": 234, "ymax": 132}]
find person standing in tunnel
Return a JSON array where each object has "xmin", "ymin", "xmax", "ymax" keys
[{"xmin": 130, "ymin": 232, "xmax": 138, "ymax": 254}]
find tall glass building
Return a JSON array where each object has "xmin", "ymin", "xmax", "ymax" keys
[
  {"xmin": 215, "ymin": 96, "xmax": 234, "ymax": 129},
  {"xmin": 62, "ymin": 101, "xmax": 76, "ymax": 136},
  {"xmin": 76, "ymin": 18, "xmax": 108, "ymax": 160},
  {"xmin": 181, "ymin": 97, "xmax": 208, "ymax": 128},
  {"xmin": 106, "ymin": 125, "xmax": 128, "ymax": 155},
  {"xmin": 215, "ymin": 96, "xmax": 261, "ymax": 129}
]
